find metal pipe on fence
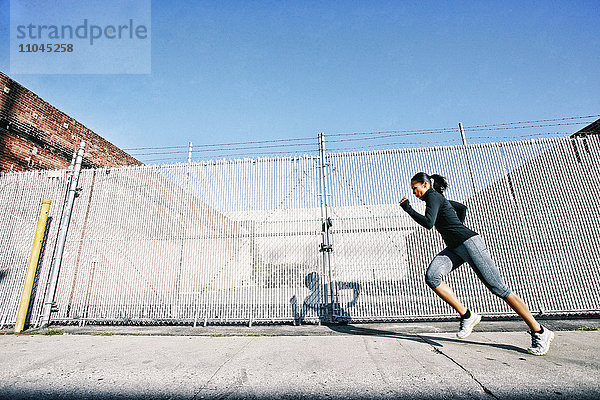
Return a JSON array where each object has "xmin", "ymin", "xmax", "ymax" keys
[
  {"xmin": 14, "ymin": 199, "xmax": 52, "ymax": 333},
  {"xmin": 40, "ymin": 141, "xmax": 86, "ymax": 328},
  {"xmin": 318, "ymin": 132, "xmax": 333, "ymax": 322},
  {"xmin": 459, "ymin": 122, "xmax": 477, "ymax": 193},
  {"xmin": 459, "ymin": 122, "xmax": 468, "ymax": 146}
]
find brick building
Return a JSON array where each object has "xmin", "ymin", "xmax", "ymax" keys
[
  {"xmin": 572, "ymin": 118, "xmax": 600, "ymax": 137},
  {"xmin": 0, "ymin": 72, "xmax": 141, "ymax": 172}
]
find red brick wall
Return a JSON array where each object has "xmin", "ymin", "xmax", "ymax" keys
[{"xmin": 0, "ymin": 72, "xmax": 142, "ymax": 172}]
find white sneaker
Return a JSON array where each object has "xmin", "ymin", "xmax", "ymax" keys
[
  {"xmin": 456, "ymin": 312, "xmax": 481, "ymax": 339},
  {"xmin": 528, "ymin": 327, "xmax": 554, "ymax": 356}
]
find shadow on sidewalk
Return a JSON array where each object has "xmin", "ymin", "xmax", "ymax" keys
[{"xmin": 326, "ymin": 323, "xmax": 528, "ymax": 354}]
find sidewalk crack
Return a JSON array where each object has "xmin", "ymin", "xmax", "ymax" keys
[
  {"xmin": 363, "ymin": 336, "xmax": 389, "ymax": 385},
  {"xmin": 191, "ymin": 338, "xmax": 252, "ymax": 400},
  {"xmin": 417, "ymin": 335, "xmax": 499, "ymax": 400}
]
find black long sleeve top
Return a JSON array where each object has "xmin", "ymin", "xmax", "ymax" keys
[{"xmin": 400, "ymin": 188, "xmax": 477, "ymax": 249}]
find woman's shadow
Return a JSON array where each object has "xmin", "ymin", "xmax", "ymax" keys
[
  {"xmin": 326, "ymin": 322, "xmax": 529, "ymax": 354},
  {"xmin": 289, "ymin": 273, "xmax": 526, "ymax": 354},
  {"xmin": 290, "ymin": 272, "xmax": 361, "ymax": 325}
]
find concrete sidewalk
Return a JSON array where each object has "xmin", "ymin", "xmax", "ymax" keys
[{"xmin": 0, "ymin": 319, "xmax": 599, "ymax": 399}]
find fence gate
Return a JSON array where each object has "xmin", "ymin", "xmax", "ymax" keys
[{"xmin": 1, "ymin": 135, "xmax": 599, "ymax": 327}]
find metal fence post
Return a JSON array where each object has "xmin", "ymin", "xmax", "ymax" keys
[
  {"xmin": 174, "ymin": 155, "xmax": 192, "ymax": 319},
  {"xmin": 317, "ymin": 132, "xmax": 334, "ymax": 322},
  {"xmin": 40, "ymin": 141, "xmax": 86, "ymax": 328}
]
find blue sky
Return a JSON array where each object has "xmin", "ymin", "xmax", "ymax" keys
[{"xmin": 1, "ymin": 0, "xmax": 599, "ymax": 163}]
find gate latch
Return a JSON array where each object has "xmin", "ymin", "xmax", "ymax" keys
[
  {"xmin": 322, "ymin": 217, "xmax": 333, "ymax": 232},
  {"xmin": 319, "ymin": 244, "xmax": 333, "ymax": 253}
]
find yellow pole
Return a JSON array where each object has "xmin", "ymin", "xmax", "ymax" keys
[{"xmin": 14, "ymin": 199, "xmax": 51, "ymax": 333}]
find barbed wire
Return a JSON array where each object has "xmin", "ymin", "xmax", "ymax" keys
[
  {"xmin": 326, "ymin": 139, "xmax": 459, "ymax": 153},
  {"xmin": 124, "ymin": 136, "xmax": 315, "ymax": 152},
  {"xmin": 136, "ymin": 131, "xmax": 577, "ymax": 163},
  {"xmin": 321, "ymin": 124, "xmax": 586, "ymax": 146},
  {"xmin": 463, "ymin": 122, "xmax": 590, "ymax": 132},
  {"xmin": 469, "ymin": 132, "xmax": 571, "ymax": 140},
  {"xmin": 323, "ymin": 131, "xmax": 573, "ymax": 148},
  {"xmin": 325, "ymin": 132, "xmax": 435, "ymax": 143},
  {"xmin": 328, "ymin": 114, "xmax": 599, "ymax": 137},
  {"xmin": 125, "ymin": 114, "xmax": 597, "ymax": 162},
  {"xmin": 130, "ymin": 142, "xmax": 318, "ymax": 156},
  {"xmin": 327, "ymin": 127, "xmax": 458, "ymax": 138},
  {"xmin": 461, "ymin": 114, "xmax": 600, "ymax": 129}
]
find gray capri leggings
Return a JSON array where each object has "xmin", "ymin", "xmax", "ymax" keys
[{"xmin": 425, "ymin": 235, "xmax": 512, "ymax": 299}]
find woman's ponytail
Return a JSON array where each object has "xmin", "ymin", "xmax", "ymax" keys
[{"xmin": 429, "ymin": 174, "xmax": 448, "ymax": 194}]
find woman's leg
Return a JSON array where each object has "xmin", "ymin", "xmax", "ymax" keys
[
  {"xmin": 457, "ymin": 236, "xmax": 541, "ymax": 332},
  {"xmin": 433, "ymin": 282, "xmax": 467, "ymax": 316},
  {"xmin": 427, "ymin": 248, "xmax": 481, "ymax": 338},
  {"xmin": 426, "ymin": 248, "xmax": 467, "ymax": 316},
  {"xmin": 504, "ymin": 292, "xmax": 541, "ymax": 332}
]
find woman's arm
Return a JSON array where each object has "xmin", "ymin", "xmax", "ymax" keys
[
  {"xmin": 449, "ymin": 200, "xmax": 467, "ymax": 223},
  {"xmin": 400, "ymin": 196, "xmax": 440, "ymax": 229}
]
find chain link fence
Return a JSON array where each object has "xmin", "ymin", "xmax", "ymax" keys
[{"xmin": 1, "ymin": 135, "xmax": 599, "ymax": 327}]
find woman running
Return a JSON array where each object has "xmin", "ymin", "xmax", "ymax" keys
[{"xmin": 400, "ymin": 172, "xmax": 553, "ymax": 355}]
